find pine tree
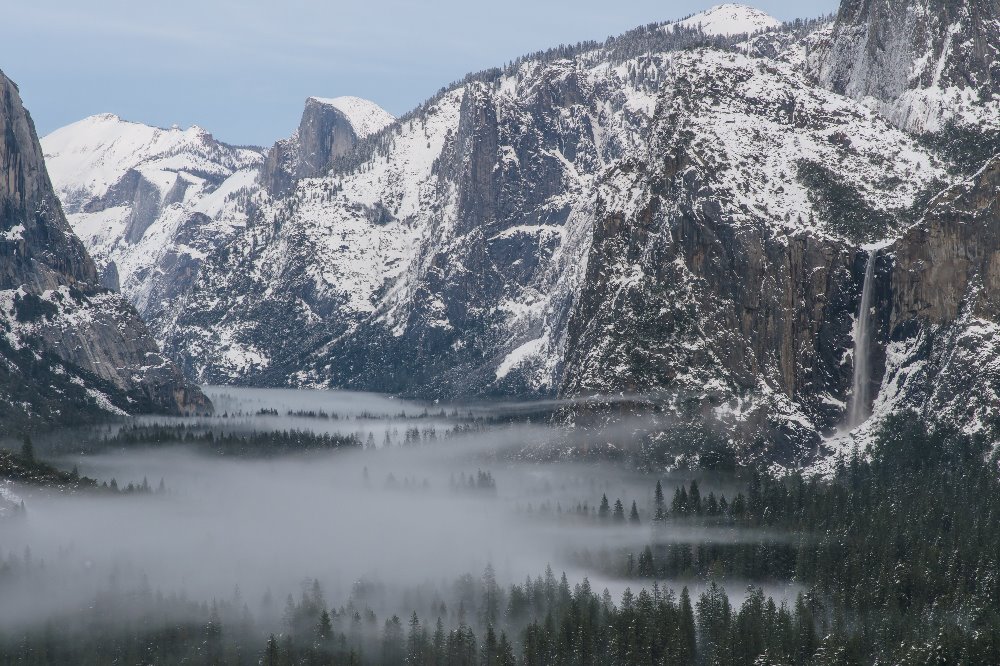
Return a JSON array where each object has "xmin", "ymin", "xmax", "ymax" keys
[
  {"xmin": 731, "ymin": 493, "xmax": 746, "ymax": 517},
  {"xmin": 706, "ymin": 491, "xmax": 719, "ymax": 516},
  {"xmin": 383, "ymin": 614, "xmax": 404, "ymax": 664},
  {"xmin": 697, "ymin": 582, "xmax": 731, "ymax": 664},
  {"xmin": 672, "ymin": 486, "xmax": 688, "ymax": 515},
  {"xmin": 282, "ymin": 594, "xmax": 297, "ymax": 632},
  {"xmin": 463, "ymin": 625, "xmax": 478, "ymax": 665},
  {"xmin": 734, "ymin": 587, "xmax": 767, "ymax": 664},
  {"xmin": 678, "ymin": 587, "xmax": 696, "ymax": 662},
  {"xmin": 433, "ymin": 617, "xmax": 445, "ymax": 661},
  {"xmin": 558, "ymin": 572, "xmax": 572, "ymax": 609},
  {"xmin": 794, "ymin": 593, "xmax": 817, "ymax": 662},
  {"xmin": 482, "ymin": 563, "xmax": 500, "ymax": 626},
  {"xmin": 481, "ymin": 624, "xmax": 498, "ymax": 666},
  {"xmin": 629, "ymin": 500, "xmax": 640, "ymax": 524},
  {"xmin": 496, "ymin": 631, "xmax": 516, "ymax": 666},
  {"xmin": 613, "ymin": 498, "xmax": 626, "ymax": 522},
  {"xmin": 264, "ymin": 634, "xmax": 280, "ymax": 666},
  {"xmin": 637, "ymin": 546, "xmax": 654, "ymax": 577},
  {"xmin": 598, "ymin": 494, "xmax": 611, "ymax": 521},
  {"xmin": 318, "ymin": 608, "xmax": 333, "ymax": 641},
  {"xmin": 688, "ymin": 480, "xmax": 702, "ymax": 514},
  {"xmin": 406, "ymin": 611, "xmax": 423, "ymax": 664},
  {"xmin": 654, "ymin": 480, "xmax": 665, "ymax": 521}
]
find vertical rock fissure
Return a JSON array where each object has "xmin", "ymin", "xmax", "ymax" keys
[{"xmin": 848, "ymin": 251, "xmax": 876, "ymax": 428}]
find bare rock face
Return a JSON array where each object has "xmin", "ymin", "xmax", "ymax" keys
[
  {"xmin": 892, "ymin": 158, "xmax": 1000, "ymax": 326},
  {"xmin": 560, "ymin": 127, "xmax": 861, "ymax": 461},
  {"xmin": 808, "ymin": 0, "xmax": 1000, "ymax": 133},
  {"xmin": 0, "ymin": 77, "xmax": 97, "ymax": 291},
  {"xmin": 877, "ymin": 157, "xmax": 1000, "ymax": 432},
  {"xmin": 260, "ymin": 97, "xmax": 392, "ymax": 196},
  {"xmin": 0, "ymin": 69, "xmax": 210, "ymax": 430}
]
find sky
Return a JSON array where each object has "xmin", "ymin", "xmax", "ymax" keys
[{"xmin": 3, "ymin": 1, "xmax": 838, "ymax": 147}]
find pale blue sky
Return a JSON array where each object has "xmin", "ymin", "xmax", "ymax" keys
[{"xmin": 4, "ymin": 1, "xmax": 838, "ymax": 146}]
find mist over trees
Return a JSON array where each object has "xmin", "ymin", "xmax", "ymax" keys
[{"xmin": 2, "ymin": 407, "xmax": 999, "ymax": 664}]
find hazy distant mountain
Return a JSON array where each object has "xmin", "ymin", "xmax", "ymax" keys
[{"xmin": 44, "ymin": 0, "xmax": 1000, "ymax": 462}]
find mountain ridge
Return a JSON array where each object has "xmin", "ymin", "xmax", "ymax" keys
[{"xmin": 40, "ymin": 0, "xmax": 1000, "ymax": 462}]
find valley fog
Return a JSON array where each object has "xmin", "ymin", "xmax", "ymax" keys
[{"xmin": 0, "ymin": 388, "xmax": 796, "ymax": 631}]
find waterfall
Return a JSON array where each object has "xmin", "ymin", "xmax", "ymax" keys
[{"xmin": 848, "ymin": 251, "xmax": 876, "ymax": 428}]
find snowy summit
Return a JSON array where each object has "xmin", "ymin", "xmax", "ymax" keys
[{"xmin": 671, "ymin": 3, "xmax": 781, "ymax": 36}]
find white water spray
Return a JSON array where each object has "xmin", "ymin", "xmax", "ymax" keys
[{"xmin": 848, "ymin": 252, "xmax": 876, "ymax": 428}]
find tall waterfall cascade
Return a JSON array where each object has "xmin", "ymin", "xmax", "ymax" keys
[{"xmin": 848, "ymin": 252, "xmax": 876, "ymax": 428}]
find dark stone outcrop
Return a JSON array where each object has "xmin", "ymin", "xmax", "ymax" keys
[
  {"xmin": 1, "ymin": 75, "xmax": 97, "ymax": 291},
  {"xmin": 891, "ymin": 158, "xmax": 1000, "ymax": 327}
]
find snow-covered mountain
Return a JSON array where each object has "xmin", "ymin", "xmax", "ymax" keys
[
  {"xmin": 42, "ymin": 115, "xmax": 263, "ymax": 336},
  {"xmin": 0, "ymin": 71, "xmax": 209, "ymax": 432},
  {"xmin": 670, "ymin": 4, "xmax": 782, "ymax": 36},
  {"xmin": 157, "ymin": 11, "xmax": 946, "ymax": 459},
  {"xmin": 41, "ymin": 96, "xmax": 396, "ymax": 342},
  {"xmin": 309, "ymin": 97, "xmax": 395, "ymax": 140},
  {"xmin": 45, "ymin": 0, "xmax": 1000, "ymax": 462}
]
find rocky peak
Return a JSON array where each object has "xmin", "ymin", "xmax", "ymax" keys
[
  {"xmin": 41, "ymin": 113, "xmax": 263, "ymax": 339},
  {"xmin": 42, "ymin": 113, "xmax": 261, "ymax": 214},
  {"xmin": 260, "ymin": 96, "xmax": 393, "ymax": 196}
]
